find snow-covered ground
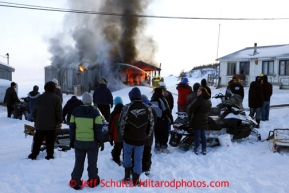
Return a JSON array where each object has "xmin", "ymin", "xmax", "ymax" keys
[{"xmin": 1, "ymin": 75, "xmax": 289, "ymax": 193}]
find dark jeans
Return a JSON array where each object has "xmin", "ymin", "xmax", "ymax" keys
[
  {"xmin": 71, "ymin": 141, "xmax": 99, "ymax": 186},
  {"xmin": 154, "ymin": 119, "xmax": 169, "ymax": 149},
  {"xmin": 31, "ymin": 129, "xmax": 56, "ymax": 157},
  {"xmin": 96, "ymin": 104, "xmax": 110, "ymax": 121},
  {"xmin": 249, "ymin": 107, "xmax": 262, "ymax": 121},
  {"xmin": 194, "ymin": 129, "xmax": 207, "ymax": 151},
  {"xmin": 7, "ymin": 104, "xmax": 13, "ymax": 117},
  {"xmin": 111, "ymin": 142, "xmax": 123, "ymax": 162},
  {"xmin": 261, "ymin": 101, "xmax": 270, "ymax": 121},
  {"xmin": 142, "ymin": 146, "xmax": 152, "ymax": 172}
]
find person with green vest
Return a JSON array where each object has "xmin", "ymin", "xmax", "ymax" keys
[{"xmin": 69, "ymin": 92, "xmax": 104, "ymax": 190}]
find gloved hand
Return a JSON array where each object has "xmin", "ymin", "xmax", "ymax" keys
[
  {"xmin": 57, "ymin": 123, "xmax": 62, "ymax": 129},
  {"xmin": 70, "ymin": 141, "xmax": 74, "ymax": 148},
  {"xmin": 109, "ymin": 134, "xmax": 113, "ymax": 146},
  {"xmin": 99, "ymin": 143, "xmax": 104, "ymax": 151}
]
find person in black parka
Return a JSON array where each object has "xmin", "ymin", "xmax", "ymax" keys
[
  {"xmin": 63, "ymin": 96, "xmax": 83, "ymax": 124},
  {"xmin": 248, "ymin": 76, "xmax": 264, "ymax": 128},
  {"xmin": 187, "ymin": 86, "xmax": 212, "ymax": 155},
  {"xmin": 28, "ymin": 81, "xmax": 63, "ymax": 160},
  {"xmin": 261, "ymin": 75, "xmax": 273, "ymax": 121},
  {"xmin": 4, "ymin": 82, "xmax": 20, "ymax": 117}
]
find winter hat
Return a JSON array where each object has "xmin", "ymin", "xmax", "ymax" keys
[
  {"xmin": 114, "ymin": 96, "xmax": 123, "ymax": 105},
  {"xmin": 82, "ymin": 92, "xmax": 93, "ymax": 104},
  {"xmin": 100, "ymin": 78, "xmax": 108, "ymax": 85},
  {"xmin": 201, "ymin": 78, "xmax": 207, "ymax": 86},
  {"xmin": 159, "ymin": 82, "xmax": 166, "ymax": 87},
  {"xmin": 193, "ymin": 82, "xmax": 201, "ymax": 91},
  {"xmin": 182, "ymin": 78, "xmax": 189, "ymax": 84},
  {"xmin": 44, "ymin": 81, "xmax": 56, "ymax": 92},
  {"xmin": 129, "ymin": 87, "xmax": 141, "ymax": 101},
  {"xmin": 256, "ymin": 76, "xmax": 262, "ymax": 82},
  {"xmin": 52, "ymin": 78, "xmax": 58, "ymax": 85},
  {"xmin": 11, "ymin": 82, "xmax": 16, "ymax": 87},
  {"xmin": 33, "ymin": 85, "xmax": 39, "ymax": 92},
  {"xmin": 141, "ymin": 94, "xmax": 150, "ymax": 104}
]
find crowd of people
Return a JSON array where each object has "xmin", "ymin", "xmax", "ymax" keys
[{"xmin": 2, "ymin": 74, "xmax": 273, "ymax": 189}]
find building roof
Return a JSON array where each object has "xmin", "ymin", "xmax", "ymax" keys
[
  {"xmin": 217, "ymin": 44, "xmax": 289, "ymax": 61},
  {"xmin": 0, "ymin": 61, "xmax": 15, "ymax": 72}
]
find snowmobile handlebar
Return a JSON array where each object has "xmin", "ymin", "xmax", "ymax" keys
[{"xmin": 212, "ymin": 93, "xmax": 226, "ymax": 99}]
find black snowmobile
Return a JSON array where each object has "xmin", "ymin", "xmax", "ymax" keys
[
  {"xmin": 169, "ymin": 93, "xmax": 261, "ymax": 151},
  {"xmin": 11, "ymin": 98, "xmax": 30, "ymax": 120}
]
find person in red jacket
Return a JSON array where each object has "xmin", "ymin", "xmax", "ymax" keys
[
  {"xmin": 176, "ymin": 77, "xmax": 192, "ymax": 112},
  {"xmin": 108, "ymin": 96, "xmax": 124, "ymax": 166}
]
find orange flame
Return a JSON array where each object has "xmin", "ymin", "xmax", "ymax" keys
[{"xmin": 79, "ymin": 65, "xmax": 85, "ymax": 72}]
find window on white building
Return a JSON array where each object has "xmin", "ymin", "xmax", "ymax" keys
[
  {"xmin": 262, "ymin": 61, "xmax": 274, "ymax": 75},
  {"xmin": 227, "ymin": 62, "xmax": 236, "ymax": 75},
  {"xmin": 240, "ymin": 62, "xmax": 249, "ymax": 75},
  {"xmin": 279, "ymin": 60, "xmax": 289, "ymax": 75}
]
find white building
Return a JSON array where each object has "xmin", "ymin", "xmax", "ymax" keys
[
  {"xmin": 217, "ymin": 44, "xmax": 289, "ymax": 88},
  {"xmin": 0, "ymin": 61, "xmax": 15, "ymax": 103}
]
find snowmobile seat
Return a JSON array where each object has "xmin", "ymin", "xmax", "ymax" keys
[{"xmin": 208, "ymin": 116, "xmax": 224, "ymax": 130}]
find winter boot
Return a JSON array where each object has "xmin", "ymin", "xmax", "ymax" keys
[
  {"xmin": 28, "ymin": 153, "xmax": 37, "ymax": 160},
  {"xmin": 132, "ymin": 173, "xmax": 141, "ymax": 186},
  {"xmin": 255, "ymin": 120, "xmax": 260, "ymax": 128},
  {"xmin": 87, "ymin": 175, "xmax": 100, "ymax": 188},
  {"xmin": 124, "ymin": 168, "xmax": 131, "ymax": 182}
]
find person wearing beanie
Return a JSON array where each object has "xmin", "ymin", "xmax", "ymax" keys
[
  {"xmin": 186, "ymin": 82, "xmax": 201, "ymax": 106},
  {"xmin": 119, "ymin": 87, "xmax": 154, "ymax": 186},
  {"xmin": 62, "ymin": 96, "xmax": 83, "ymax": 124},
  {"xmin": 108, "ymin": 96, "xmax": 124, "ymax": 166},
  {"xmin": 150, "ymin": 87, "xmax": 174, "ymax": 154},
  {"xmin": 187, "ymin": 86, "xmax": 212, "ymax": 155},
  {"xmin": 261, "ymin": 75, "xmax": 273, "ymax": 121},
  {"xmin": 28, "ymin": 81, "xmax": 62, "ymax": 160},
  {"xmin": 201, "ymin": 78, "xmax": 211, "ymax": 97},
  {"xmin": 4, "ymin": 81, "xmax": 20, "ymax": 117},
  {"xmin": 69, "ymin": 92, "xmax": 104, "ymax": 190},
  {"xmin": 176, "ymin": 77, "xmax": 192, "ymax": 111},
  {"xmin": 248, "ymin": 76, "xmax": 264, "ymax": 128},
  {"xmin": 93, "ymin": 78, "xmax": 113, "ymax": 121},
  {"xmin": 27, "ymin": 85, "xmax": 40, "ymax": 122},
  {"xmin": 51, "ymin": 78, "xmax": 63, "ymax": 103}
]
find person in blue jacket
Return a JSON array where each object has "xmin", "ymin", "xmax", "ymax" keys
[{"xmin": 93, "ymin": 78, "xmax": 113, "ymax": 121}]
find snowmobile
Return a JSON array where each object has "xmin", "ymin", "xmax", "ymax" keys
[
  {"xmin": 24, "ymin": 111, "xmax": 109, "ymax": 152},
  {"xmin": 169, "ymin": 93, "xmax": 261, "ymax": 151},
  {"xmin": 11, "ymin": 98, "xmax": 30, "ymax": 120}
]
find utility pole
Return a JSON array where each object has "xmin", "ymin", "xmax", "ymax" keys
[{"xmin": 6, "ymin": 53, "xmax": 9, "ymax": 64}]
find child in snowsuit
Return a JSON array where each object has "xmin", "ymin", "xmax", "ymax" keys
[{"xmin": 108, "ymin": 96, "xmax": 124, "ymax": 165}]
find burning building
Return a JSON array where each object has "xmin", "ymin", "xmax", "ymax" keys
[
  {"xmin": 44, "ymin": 61, "xmax": 161, "ymax": 94},
  {"xmin": 45, "ymin": 0, "xmax": 159, "ymax": 94}
]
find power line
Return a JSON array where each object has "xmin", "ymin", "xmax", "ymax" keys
[{"xmin": 0, "ymin": 1, "xmax": 289, "ymax": 20}]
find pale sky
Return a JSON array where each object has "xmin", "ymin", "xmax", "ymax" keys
[{"xmin": 0, "ymin": 0, "xmax": 289, "ymax": 81}]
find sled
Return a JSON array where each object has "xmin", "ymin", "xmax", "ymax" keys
[
  {"xmin": 24, "ymin": 124, "xmax": 71, "ymax": 151},
  {"xmin": 268, "ymin": 128, "xmax": 289, "ymax": 153}
]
